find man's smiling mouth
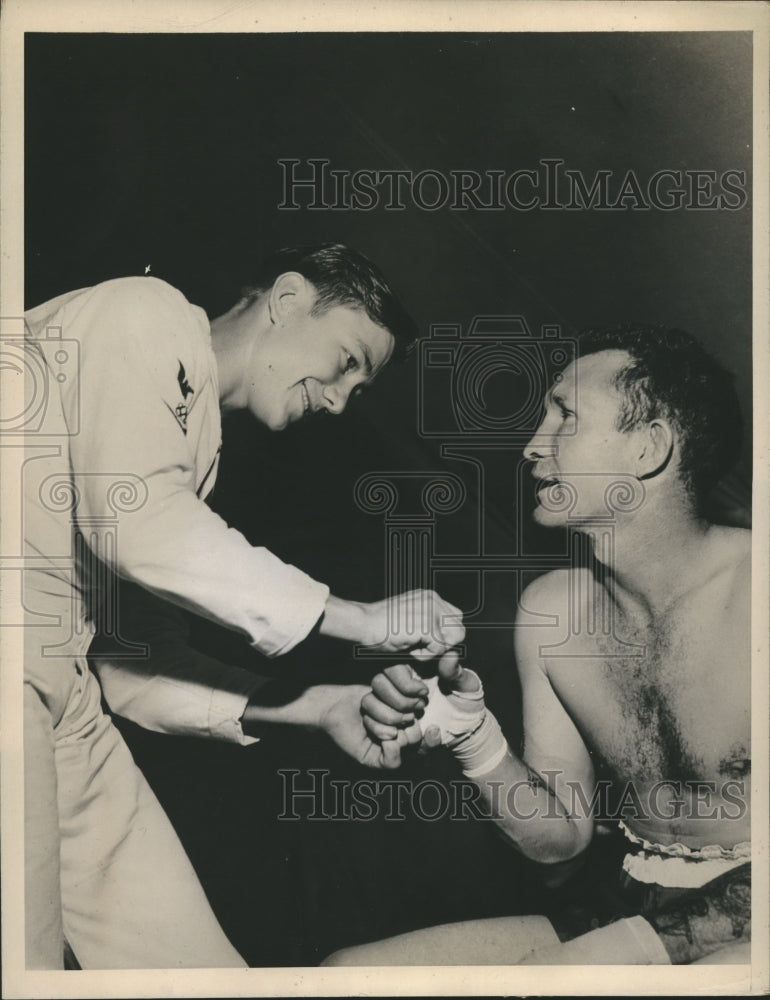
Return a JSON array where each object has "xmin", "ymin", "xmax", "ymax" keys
[{"xmin": 300, "ymin": 380, "xmax": 311, "ymax": 415}]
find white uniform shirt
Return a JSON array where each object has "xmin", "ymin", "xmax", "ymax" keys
[{"xmin": 25, "ymin": 276, "xmax": 330, "ymax": 743}]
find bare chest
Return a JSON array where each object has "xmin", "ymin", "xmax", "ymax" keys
[{"xmin": 547, "ymin": 591, "xmax": 750, "ymax": 786}]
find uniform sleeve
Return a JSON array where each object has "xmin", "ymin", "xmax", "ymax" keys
[
  {"xmin": 61, "ymin": 279, "xmax": 329, "ymax": 656},
  {"xmin": 91, "ymin": 581, "xmax": 269, "ymax": 745}
]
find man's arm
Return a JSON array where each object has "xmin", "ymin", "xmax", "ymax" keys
[
  {"xmin": 319, "ymin": 591, "xmax": 465, "ymax": 661},
  {"xmin": 51, "ymin": 278, "xmax": 461, "ymax": 661},
  {"xmin": 494, "ymin": 570, "xmax": 597, "ymax": 861},
  {"xmin": 92, "ymin": 582, "xmax": 421, "ymax": 768},
  {"xmin": 361, "ymin": 572, "xmax": 596, "ymax": 864},
  {"xmin": 241, "ymin": 681, "xmax": 422, "ymax": 769},
  {"xmin": 56, "ymin": 278, "xmax": 329, "ymax": 657},
  {"xmin": 90, "ymin": 580, "xmax": 267, "ymax": 745}
]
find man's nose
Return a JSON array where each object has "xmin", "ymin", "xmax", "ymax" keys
[
  {"xmin": 323, "ymin": 381, "xmax": 352, "ymax": 415},
  {"xmin": 523, "ymin": 435, "xmax": 542, "ymax": 461},
  {"xmin": 523, "ymin": 419, "xmax": 551, "ymax": 461}
]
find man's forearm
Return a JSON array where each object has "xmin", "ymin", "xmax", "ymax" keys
[
  {"xmin": 317, "ymin": 594, "xmax": 373, "ymax": 645},
  {"xmin": 318, "ymin": 590, "xmax": 465, "ymax": 658},
  {"xmin": 240, "ymin": 682, "xmax": 342, "ymax": 739},
  {"xmin": 472, "ymin": 752, "xmax": 591, "ymax": 864},
  {"xmin": 412, "ymin": 662, "xmax": 592, "ymax": 864}
]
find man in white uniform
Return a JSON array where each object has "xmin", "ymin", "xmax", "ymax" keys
[{"xmin": 22, "ymin": 244, "xmax": 461, "ymax": 969}]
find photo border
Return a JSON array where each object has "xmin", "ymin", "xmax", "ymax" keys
[{"xmin": 1, "ymin": 2, "xmax": 767, "ymax": 996}]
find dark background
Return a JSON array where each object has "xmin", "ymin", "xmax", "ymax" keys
[{"xmin": 26, "ymin": 31, "xmax": 752, "ymax": 965}]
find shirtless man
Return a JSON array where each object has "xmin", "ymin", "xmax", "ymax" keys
[{"xmin": 328, "ymin": 325, "xmax": 751, "ymax": 965}]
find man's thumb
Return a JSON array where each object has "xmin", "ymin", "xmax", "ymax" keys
[{"xmin": 438, "ymin": 648, "xmax": 480, "ymax": 693}]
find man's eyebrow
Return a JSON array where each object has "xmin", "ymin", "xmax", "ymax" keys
[{"xmin": 550, "ymin": 387, "xmax": 574, "ymax": 408}]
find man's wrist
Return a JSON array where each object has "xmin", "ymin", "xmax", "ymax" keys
[
  {"xmin": 318, "ymin": 594, "xmax": 373, "ymax": 645},
  {"xmin": 240, "ymin": 683, "xmax": 338, "ymax": 738}
]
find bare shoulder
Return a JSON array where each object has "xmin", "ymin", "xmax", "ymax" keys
[
  {"xmin": 713, "ymin": 522, "xmax": 751, "ymax": 547},
  {"xmin": 710, "ymin": 524, "xmax": 751, "ymax": 580},
  {"xmin": 518, "ymin": 567, "xmax": 593, "ymax": 618},
  {"xmin": 722, "ymin": 524, "xmax": 751, "ymax": 557},
  {"xmin": 516, "ymin": 569, "xmax": 595, "ymax": 664}
]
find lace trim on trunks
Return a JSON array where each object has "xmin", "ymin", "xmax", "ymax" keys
[{"xmin": 619, "ymin": 820, "xmax": 751, "ymax": 861}]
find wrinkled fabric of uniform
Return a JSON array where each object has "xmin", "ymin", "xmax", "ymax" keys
[{"xmin": 22, "ymin": 278, "xmax": 329, "ymax": 968}]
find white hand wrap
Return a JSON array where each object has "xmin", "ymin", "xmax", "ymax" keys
[{"xmin": 421, "ymin": 669, "xmax": 510, "ymax": 779}]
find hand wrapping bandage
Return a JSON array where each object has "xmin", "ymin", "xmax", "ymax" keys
[{"xmin": 420, "ymin": 670, "xmax": 510, "ymax": 779}]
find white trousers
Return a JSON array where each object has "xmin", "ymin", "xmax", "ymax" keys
[{"xmin": 24, "ymin": 647, "xmax": 246, "ymax": 969}]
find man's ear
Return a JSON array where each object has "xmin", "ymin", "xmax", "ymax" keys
[
  {"xmin": 267, "ymin": 272, "xmax": 313, "ymax": 326},
  {"xmin": 636, "ymin": 418, "xmax": 674, "ymax": 480}
]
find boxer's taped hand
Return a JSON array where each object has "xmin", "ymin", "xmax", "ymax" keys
[
  {"xmin": 419, "ymin": 670, "xmax": 486, "ymax": 748},
  {"xmin": 420, "ymin": 667, "xmax": 510, "ymax": 778}
]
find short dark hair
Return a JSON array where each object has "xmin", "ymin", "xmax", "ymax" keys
[
  {"xmin": 576, "ymin": 326, "xmax": 743, "ymax": 510},
  {"xmin": 240, "ymin": 242, "xmax": 418, "ymax": 362}
]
